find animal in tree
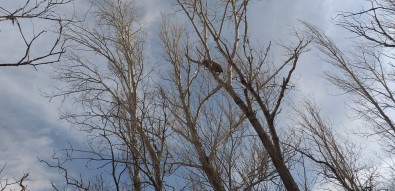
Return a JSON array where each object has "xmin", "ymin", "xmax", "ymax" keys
[{"xmin": 200, "ymin": 60, "xmax": 223, "ymax": 74}]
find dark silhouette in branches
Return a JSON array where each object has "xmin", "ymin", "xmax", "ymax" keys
[{"xmin": 200, "ymin": 59, "xmax": 223, "ymax": 74}]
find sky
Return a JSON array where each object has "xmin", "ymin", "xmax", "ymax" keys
[{"xmin": 0, "ymin": 0, "xmax": 377, "ymax": 190}]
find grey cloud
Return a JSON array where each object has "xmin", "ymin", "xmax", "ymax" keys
[{"xmin": 0, "ymin": 0, "xmax": 375, "ymax": 190}]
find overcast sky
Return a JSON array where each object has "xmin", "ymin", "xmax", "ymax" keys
[{"xmin": 0, "ymin": 0, "xmax": 375, "ymax": 190}]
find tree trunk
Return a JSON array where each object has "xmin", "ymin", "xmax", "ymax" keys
[{"xmin": 224, "ymin": 84, "xmax": 300, "ymax": 191}]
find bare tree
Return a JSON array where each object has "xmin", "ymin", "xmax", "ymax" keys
[
  {"xmin": 336, "ymin": 0, "xmax": 395, "ymax": 48},
  {"xmin": 46, "ymin": 0, "xmax": 173, "ymax": 190},
  {"xmin": 160, "ymin": 15, "xmax": 303, "ymax": 190},
  {"xmin": 299, "ymin": 1, "xmax": 395, "ymax": 189},
  {"xmin": 0, "ymin": 164, "xmax": 29, "ymax": 191},
  {"xmin": 375, "ymin": 156, "xmax": 395, "ymax": 190},
  {"xmin": 306, "ymin": 21, "xmax": 395, "ymax": 153},
  {"xmin": 307, "ymin": 0, "xmax": 395, "ymax": 153},
  {"xmin": 0, "ymin": 0, "xmax": 74, "ymax": 67},
  {"xmin": 292, "ymin": 101, "xmax": 379, "ymax": 191},
  {"xmin": 169, "ymin": 0, "xmax": 311, "ymax": 190}
]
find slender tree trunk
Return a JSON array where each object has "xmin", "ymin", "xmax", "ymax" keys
[
  {"xmin": 180, "ymin": 88, "xmax": 226, "ymax": 190},
  {"xmin": 192, "ymin": 134, "xmax": 226, "ymax": 191},
  {"xmin": 223, "ymin": 83, "xmax": 300, "ymax": 191},
  {"xmin": 133, "ymin": 162, "xmax": 142, "ymax": 191}
]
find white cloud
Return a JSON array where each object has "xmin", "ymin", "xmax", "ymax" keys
[
  {"xmin": 0, "ymin": 0, "xmax": 384, "ymax": 190},
  {"xmin": 0, "ymin": 2, "xmax": 86, "ymax": 188},
  {"xmin": 0, "ymin": 66, "xmax": 82, "ymax": 190}
]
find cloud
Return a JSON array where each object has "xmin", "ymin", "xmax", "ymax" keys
[
  {"xmin": 0, "ymin": 65, "xmax": 84, "ymax": 190},
  {"xmin": 0, "ymin": 1, "xmax": 87, "ymax": 187},
  {"xmin": 0, "ymin": 0, "xmax": 383, "ymax": 190}
]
